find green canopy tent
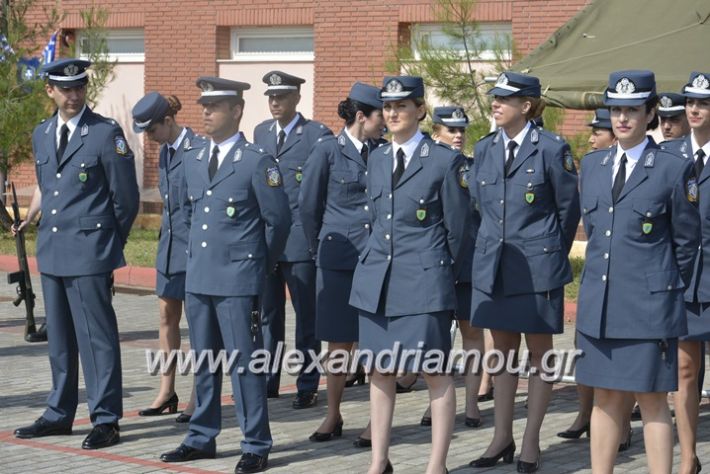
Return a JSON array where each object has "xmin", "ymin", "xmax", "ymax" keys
[{"xmin": 512, "ymin": 0, "xmax": 710, "ymax": 109}]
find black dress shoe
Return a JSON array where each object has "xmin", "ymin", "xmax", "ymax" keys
[
  {"xmin": 469, "ymin": 440, "xmax": 515, "ymax": 468},
  {"xmin": 517, "ymin": 453, "xmax": 540, "ymax": 473},
  {"xmin": 160, "ymin": 443, "xmax": 215, "ymax": 462},
  {"xmin": 139, "ymin": 393, "xmax": 179, "ymax": 416},
  {"xmin": 477, "ymin": 387, "xmax": 494, "ymax": 402},
  {"xmin": 353, "ymin": 436, "xmax": 372, "ymax": 448},
  {"xmin": 175, "ymin": 413, "xmax": 191, "ymax": 423},
  {"xmin": 309, "ymin": 419, "xmax": 343, "ymax": 442},
  {"xmin": 235, "ymin": 452, "xmax": 268, "ymax": 473},
  {"xmin": 292, "ymin": 391, "xmax": 318, "ymax": 409},
  {"xmin": 630, "ymin": 403, "xmax": 642, "ymax": 421},
  {"xmin": 618, "ymin": 428, "xmax": 633, "ymax": 452},
  {"xmin": 14, "ymin": 417, "xmax": 72, "ymax": 439},
  {"xmin": 345, "ymin": 365, "xmax": 367, "ymax": 387},
  {"xmin": 465, "ymin": 417, "xmax": 481, "ymax": 428},
  {"xmin": 82, "ymin": 423, "xmax": 120, "ymax": 449},
  {"xmin": 395, "ymin": 380, "xmax": 416, "ymax": 393},
  {"xmin": 557, "ymin": 423, "xmax": 590, "ymax": 439}
]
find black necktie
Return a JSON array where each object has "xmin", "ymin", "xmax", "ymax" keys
[
  {"xmin": 504, "ymin": 140, "xmax": 517, "ymax": 176},
  {"xmin": 696, "ymin": 149, "xmax": 705, "ymax": 179},
  {"xmin": 168, "ymin": 146, "xmax": 176, "ymax": 164},
  {"xmin": 612, "ymin": 153, "xmax": 627, "ymax": 203},
  {"xmin": 276, "ymin": 130, "xmax": 286, "ymax": 154},
  {"xmin": 57, "ymin": 124, "xmax": 69, "ymax": 162},
  {"xmin": 393, "ymin": 148, "xmax": 405, "ymax": 187},
  {"xmin": 361, "ymin": 144, "xmax": 369, "ymax": 163},
  {"xmin": 208, "ymin": 145, "xmax": 219, "ymax": 180}
]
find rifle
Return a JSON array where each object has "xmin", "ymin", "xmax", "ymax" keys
[{"xmin": 7, "ymin": 183, "xmax": 46, "ymax": 342}]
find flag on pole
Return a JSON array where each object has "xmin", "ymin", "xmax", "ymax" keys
[
  {"xmin": 0, "ymin": 34, "xmax": 14, "ymax": 61},
  {"xmin": 42, "ymin": 31, "xmax": 58, "ymax": 64}
]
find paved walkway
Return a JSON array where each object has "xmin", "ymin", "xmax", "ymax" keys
[{"xmin": 1, "ymin": 272, "xmax": 709, "ymax": 473}]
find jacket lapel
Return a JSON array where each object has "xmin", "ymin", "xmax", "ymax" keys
[
  {"xmin": 595, "ymin": 149, "xmax": 614, "ymax": 204},
  {"xmin": 194, "ymin": 143, "xmax": 210, "ymax": 185},
  {"xmin": 394, "ymin": 138, "xmax": 426, "ymax": 189},
  {"xmin": 506, "ymin": 128, "xmax": 537, "ymax": 177},
  {"xmin": 169, "ymin": 128, "xmax": 194, "ymax": 172},
  {"xmin": 488, "ymin": 131, "xmax": 505, "ymax": 181},
  {"xmin": 58, "ymin": 110, "xmax": 89, "ymax": 168},
  {"xmin": 339, "ymin": 132, "xmax": 366, "ymax": 168},
  {"xmin": 617, "ymin": 145, "xmax": 654, "ymax": 202},
  {"xmin": 44, "ymin": 117, "xmax": 58, "ymax": 164},
  {"xmin": 277, "ymin": 114, "xmax": 305, "ymax": 156},
  {"xmin": 209, "ymin": 141, "xmax": 240, "ymax": 187}
]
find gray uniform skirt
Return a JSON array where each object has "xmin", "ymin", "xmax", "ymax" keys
[
  {"xmin": 471, "ymin": 285, "xmax": 564, "ymax": 334},
  {"xmin": 156, "ymin": 271, "xmax": 186, "ymax": 300},
  {"xmin": 315, "ymin": 268, "xmax": 358, "ymax": 343},
  {"xmin": 682, "ymin": 302, "xmax": 710, "ymax": 341},
  {"xmin": 575, "ymin": 330, "xmax": 678, "ymax": 392},
  {"xmin": 358, "ymin": 310, "xmax": 452, "ymax": 373}
]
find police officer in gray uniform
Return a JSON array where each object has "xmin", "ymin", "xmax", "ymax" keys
[
  {"xmin": 661, "ymin": 71, "xmax": 710, "ymax": 474},
  {"xmin": 468, "ymin": 72, "xmax": 580, "ymax": 473},
  {"xmin": 575, "ymin": 70, "xmax": 700, "ymax": 473},
  {"xmin": 159, "ymin": 77, "xmax": 290, "ymax": 474},
  {"xmin": 298, "ymin": 82, "xmax": 384, "ymax": 442},
  {"xmin": 132, "ymin": 92, "xmax": 196, "ymax": 421},
  {"xmin": 13, "ymin": 59, "xmax": 140, "ymax": 449},
  {"xmin": 349, "ymin": 75, "xmax": 470, "ymax": 474},
  {"xmin": 254, "ymin": 71, "xmax": 332, "ymax": 407},
  {"xmin": 657, "ymin": 92, "xmax": 690, "ymax": 141}
]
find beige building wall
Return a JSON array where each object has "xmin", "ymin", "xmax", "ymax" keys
[{"xmin": 92, "ymin": 63, "xmax": 146, "ymax": 188}]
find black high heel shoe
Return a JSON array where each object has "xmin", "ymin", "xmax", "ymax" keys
[
  {"xmin": 695, "ymin": 456, "xmax": 702, "ymax": 474},
  {"xmin": 345, "ymin": 365, "xmax": 366, "ymax": 387},
  {"xmin": 353, "ymin": 436, "xmax": 372, "ymax": 448},
  {"xmin": 517, "ymin": 449, "xmax": 541, "ymax": 473},
  {"xmin": 477, "ymin": 387, "xmax": 494, "ymax": 402},
  {"xmin": 395, "ymin": 378, "xmax": 417, "ymax": 393},
  {"xmin": 309, "ymin": 419, "xmax": 343, "ymax": 442},
  {"xmin": 381, "ymin": 460, "xmax": 393, "ymax": 473},
  {"xmin": 469, "ymin": 440, "xmax": 515, "ymax": 468},
  {"xmin": 139, "ymin": 393, "xmax": 178, "ymax": 416},
  {"xmin": 617, "ymin": 428, "xmax": 633, "ymax": 452},
  {"xmin": 557, "ymin": 423, "xmax": 590, "ymax": 439}
]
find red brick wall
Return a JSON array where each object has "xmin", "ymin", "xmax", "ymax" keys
[{"xmin": 14, "ymin": 0, "xmax": 590, "ymax": 192}]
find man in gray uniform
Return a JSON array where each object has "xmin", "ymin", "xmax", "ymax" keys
[
  {"xmin": 253, "ymin": 71, "xmax": 332, "ymax": 408},
  {"xmin": 13, "ymin": 58, "xmax": 140, "ymax": 449},
  {"xmin": 160, "ymin": 77, "xmax": 290, "ymax": 474}
]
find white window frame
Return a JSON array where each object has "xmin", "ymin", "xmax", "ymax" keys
[
  {"xmin": 411, "ymin": 22, "xmax": 512, "ymax": 62},
  {"xmin": 229, "ymin": 26, "xmax": 314, "ymax": 62},
  {"xmin": 77, "ymin": 28, "xmax": 145, "ymax": 62}
]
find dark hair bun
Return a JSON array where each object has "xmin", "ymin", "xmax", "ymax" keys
[{"xmin": 166, "ymin": 95, "xmax": 182, "ymax": 115}]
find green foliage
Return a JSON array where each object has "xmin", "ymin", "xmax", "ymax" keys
[
  {"xmin": 0, "ymin": 1, "xmax": 115, "ymax": 174},
  {"xmin": 385, "ymin": 0, "xmax": 513, "ymax": 155},
  {"xmin": 0, "ymin": 0, "xmax": 61, "ymax": 173},
  {"xmin": 68, "ymin": 4, "xmax": 115, "ymax": 107}
]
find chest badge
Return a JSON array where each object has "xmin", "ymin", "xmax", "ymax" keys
[
  {"xmin": 78, "ymin": 171, "xmax": 88, "ymax": 183},
  {"xmin": 295, "ymin": 167, "xmax": 303, "ymax": 183},
  {"xmin": 525, "ymin": 191, "xmax": 535, "ymax": 204},
  {"xmin": 642, "ymin": 220, "xmax": 653, "ymax": 235},
  {"xmin": 226, "ymin": 205, "xmax": 236, "ymax": 218},
  {"xmin": 416, "ymin": 208, "xmax": 427, "ymax": 221}
]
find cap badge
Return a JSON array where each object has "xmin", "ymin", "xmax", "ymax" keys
[
  {"xmin": 63, "ymin": 64, "xmax": 79, "ymax": 76},
  {"xmin": 660, "ymin": 96, "xmax": 673, "ymax": 108},
  {"xmin": 386, "ymin": 79, "xmax": 403, "ymax": 93},
  {"xmin": 269, "ymin": 73, "xmax": 282, "ymax": 85},
  {"xmin": 615, "ymin": 77, "xmax": 636, "ymax": 94},
  {"xmin": 692, "ymin": 74, "xmax": 710, "ymax": 90},
  {"xmin": 496, "ymin": 74, "xmax": 509, "ymax": 86},
  {"xmin": 452, "ymin": 108, "xmax": 464, "ymax": 119},
  {"xmin": 200, "ymin": 81, "xmax": 214, "ymax": 92}
]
